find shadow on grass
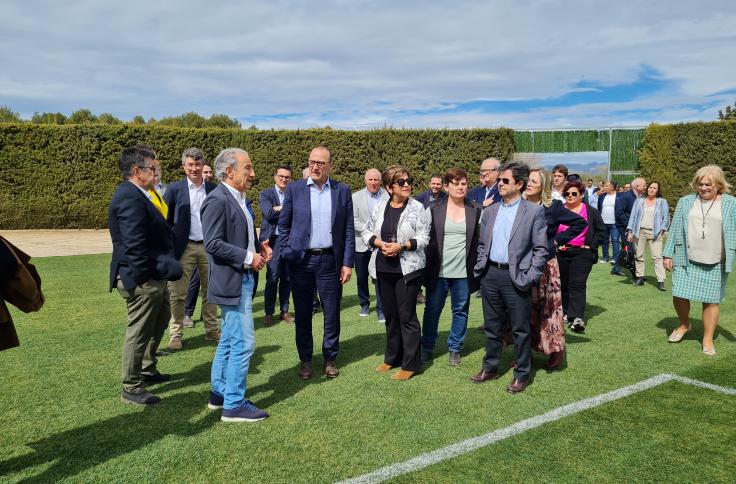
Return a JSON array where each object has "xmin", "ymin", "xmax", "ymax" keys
[
  {"xmin": 657, "ymin": 317, "xmax": 736, "ymax": 342},
  {"xmin": 585, "ymin": 304, "xmax": 606, "ymax": 322},
  {"xmin": 0, "ymin": 390, "xmax": 218, "ymax": 483}
]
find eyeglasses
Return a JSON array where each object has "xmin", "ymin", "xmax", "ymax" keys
[
  {"xmin": 562, "ymin": 191, "xmax": 580, "ymax": 198},
  {"xmin": 393, "ymin": 177, "xmax": 414, "ymax": 187},
  {"xmin": 139, "ymin": 165, "xmax": 156, "ymax": 173},
  {"xmin": 275, "ymin": 175, "xmax": 291, "ymax": 180},
  {"xmin": 308, "ymin": 160, "xmax": 329, "ymax": 168},
  {"xmin": 480, "ymin": 168, "xmax": 499, "ymax": 174},
  {"xmin": 498, "ymin": 177, "xmax": 515, "ymax": 185}
]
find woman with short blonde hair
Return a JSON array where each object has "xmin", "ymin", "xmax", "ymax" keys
[{"xmin": 664, "ymin": 164, "xmax": 736, "ymax": 355}]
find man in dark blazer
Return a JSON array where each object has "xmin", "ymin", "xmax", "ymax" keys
[
  {"xmin": 414, "ymin": 173, "xmax": 447, "ymax": 209},
  {"xmin": 108, "ymin": 145, "xmax": 183, "ymax": 405},
  {"xmin": 612, "ymin": 177, "xmax": 645, "ymax": 275},
  {"xmin": 467, "ymin": 157, "xmax": 502, "ymax": 207},
  {"xmin": 201, "ymin": 147, "xmax": 270, "ymax": 422},
  {"xmin": 259, "ymin": 163, "xmax": 295, "ymax": 327},
  {"xmin": 471, "ymin": 161, "xmax": 547, "ymax": 394},
  {"xmin": 163, "ymin": 148, "xmax": 218, "ymax": 349},
  {"xmin": 278, "ymin": 146, "xmax": 355, "ymax": 380}
]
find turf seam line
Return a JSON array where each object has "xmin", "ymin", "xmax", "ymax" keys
[{"xmin": 338, "ymin": 373, "xmax": 734, "ymax": 484}]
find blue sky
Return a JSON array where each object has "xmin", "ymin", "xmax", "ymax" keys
[{"xmin": 1, "ymin": 1, "xmax": 734, "ymax": 129}]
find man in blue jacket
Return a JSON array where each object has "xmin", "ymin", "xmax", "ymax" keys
[
  {"xmin": 612, "ymin": 177, "xmax": 646, "ymax": 276},
  {"xmin": 278, "ymin": 146, "xmax": 355, "ymax": 380},
  {"xmin": 468, "ymin": 157, "xmax": 502, "ymax": 207}
]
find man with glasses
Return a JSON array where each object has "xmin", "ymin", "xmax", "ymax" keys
[
  {"xmin": 469, "ymin": 157, "xmax": 502, "ymax": 208},
  {"xmin": 278, "ymin": 146, "xmax": 355, "ymax": 380},
  {"xmin": 471, "ymin": 162, "xmax": 547, "ymax": 394},
  {"xmin": 163, "ymin": 148, "xmax": 218, "ymax": 350},
  {"xmin": 259, "ymin": 164, "xmax": 295, "ymax": 327},
  {"xmin": 109, "ymin": 145, "xmax": 182, "ymax": 405}
]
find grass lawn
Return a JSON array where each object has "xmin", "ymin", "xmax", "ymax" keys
[{"xmin": 1, "ymin": 254, "xmax": 734, "ymax": 483}]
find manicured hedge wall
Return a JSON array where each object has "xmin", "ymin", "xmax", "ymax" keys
[
  {"xmin": 639, "ymin": 121, "xmax": 736, "ymax": 208},
  {"xmin": 0, "ymin": 124, "xmax": 514, "ymax": 229}
]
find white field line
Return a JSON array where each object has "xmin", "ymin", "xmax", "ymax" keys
[{"xmin": 338, "ymin": 373, "xmax": 734, "ymax": 484}]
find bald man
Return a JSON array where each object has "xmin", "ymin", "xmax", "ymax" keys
[
  {"xmin": 612, "ymin": 176, "xmax": 646, "ymax": 276},
  {"xmin": 352, "ymin": 169, "xmax": 389, "ymax": 321}
]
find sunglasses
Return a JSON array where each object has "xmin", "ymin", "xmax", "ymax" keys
[
  {"xmin": 563, "ymin": 191, "xmax": 580, "ymax": 198},
  {"xmin": 394, "ymin": 177, "xmax": 414, "ymax": 187},
  {"xmin": 498, "ymin": 177, "xmax": 516, "ymax": 185}
]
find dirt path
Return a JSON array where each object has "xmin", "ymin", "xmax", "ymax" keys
[{"xmin": 1, "ymin": 230, "xmax": 112, "ymax": 257}]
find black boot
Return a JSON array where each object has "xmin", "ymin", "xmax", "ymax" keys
[{"xmin": 633, "ymin": 277, "xmax": 644, "ymax": 286}]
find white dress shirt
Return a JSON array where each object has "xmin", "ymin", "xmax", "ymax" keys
[{"xmin": 187, "ymin": 178, "xmax": 207, "ymax": 241}]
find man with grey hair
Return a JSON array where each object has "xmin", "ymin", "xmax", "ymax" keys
[
  {"xmin": 612, "ymin": 176, "xmax": 646, "ymax": 276},
  {"xmin": 201, "ymin": 147, "xmax": 271, "ymax": 421},
  {"xmin": 352, "ymin": 168, "xmax": 388, "ymax": 321},
  {"xmin": 163, "ymin": 148, "xmax": 218, "ymax": 349},
  {"xmin": 468, "ymin": 157, "xmax": 502, "ymax": 207}
]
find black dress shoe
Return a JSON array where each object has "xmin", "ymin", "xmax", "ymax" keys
[
  {"xmin": 610, "ymin": 269, "xmax": 625, "ymax": 276},
  {"xmin": 658, "ymin": 281, "xmax": 666, "ymax": 291},
  {"xmin": 470, "ymin": 369, "xmax": 499, "ymax": 383},
  {"xmin": 122, "ymin": 390, "xmax": 161, "ymax": 405},
  {"xmin": 506, "ymin": 378, "xmax": 529, "ymax": 394},
  {"xmin": 633, "ymin": 277, "xmax": 644, "ymax": 286},
  {"xmin": 142, "ymin": 371, "xmax": 172, "ymax": 384}
]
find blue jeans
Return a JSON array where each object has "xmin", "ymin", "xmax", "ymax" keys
[
  {"xmin": 602, "ymin": 223, "xmax": 620, "ymax": 265},
  {"xmin": 211, "ymin": 274, "xmax": 255, "ymax": 410},
  {"xmin": 421, "ymin": 277, "xmax": 470, "ymax": 353}
]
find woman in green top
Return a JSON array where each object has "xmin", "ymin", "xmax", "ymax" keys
[{"xmin": 421, "ymin": 168, "xmax": 483, "ymax": 366}]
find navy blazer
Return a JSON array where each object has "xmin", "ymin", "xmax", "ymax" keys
[
  {"xmin": 277, "ymin": 178, "xmax": 355, "ymax": 271},
  {"xmin": 414, "ymin": 190, "xmax": 448, "ymax": 209},
  {"xmin": 468, "ymin": 183, "xmax": 501, "ymax": 205},
  {"xmin": 108, "ymin": 181, "xmax": 182, "ymax": 291},
  {"xmin": 163, "ymin": 178, "xmax": 217, "ymax": 259},
  {"xmin": 259, "ymin": 186, "xmax": 284, "ymax": 242},
  {"xmin": 597, "ymin": 191, "xmax": 636, "ymax": 229},
  {"xmin": 424, "ymin": 198, "xmax": 483, "ymax": 292},
  {"xmin": 201, "ymin": 183, "xmax": 259, "ymax": 306}
]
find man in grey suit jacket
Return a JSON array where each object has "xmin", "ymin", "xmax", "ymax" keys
[
  {"xmin": 200, "ymin": 148, "xmax": 271, "ymax": 422},
  {"xmin": 471, "ymin": 162, "xmax": 547, "ymax": 394},
  {"xmin": 352, "ymin": 168, "xmax": 388, "ymax": 321}
]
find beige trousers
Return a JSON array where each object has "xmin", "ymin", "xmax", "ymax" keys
[
  {"xmin": 635, "ymin": 228, "xmax": 665, "ymax": 282},
  {"xmin": 169, "ymin": 242, "xmax": 218, "ymax": 338}
]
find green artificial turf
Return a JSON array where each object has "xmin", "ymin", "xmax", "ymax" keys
[{"xmin": 0, "ymin": 254, "xmax": 734, "ymax": 483}]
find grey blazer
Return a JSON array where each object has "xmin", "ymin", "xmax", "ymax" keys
[
  {"xmin": 352, "ymin": 187, "xmax": 389, "ymax": 252},
  {"xmin": 474, "ymin": 198, "xmax": 548, "ymax": 290}
]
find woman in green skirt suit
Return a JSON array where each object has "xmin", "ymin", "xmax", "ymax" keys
[{"xmin": 663, "ymin": 165, "xmax": 736, "ymax": 355}]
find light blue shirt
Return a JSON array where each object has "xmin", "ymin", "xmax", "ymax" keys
[
  {"xmin": 489, "ymin": 197, "xmax": 522, "ymax": 264},
  {"xmin": 274, "ymin": 185, "xmax": 286, "ymax": 235},
  {"xmin": 367, "ymin": 189, "xmax": 382, "ymax": 215},
  {"xmin": 307, "ymin": 177, "xmax": 333, "ymax": 249}
]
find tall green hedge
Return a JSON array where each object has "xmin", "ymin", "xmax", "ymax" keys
[
  {"xmin": 0, "ymin": 124, "xmax": 514, "ymax": 229},
  {"xmin": 639, "ymin": 121, "xmax": 736, "ymax": 208}
]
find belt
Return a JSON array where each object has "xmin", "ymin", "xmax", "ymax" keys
[
  {"xmin": 188, "ymin": 239, "xmax": 204, "ymax": 244},
  {"xmin": 306, "ymin": 248, "xmax": 333, "ymax": 256},
  {"xmin": 488, "ymin": 260, "xmax": 509, "ymax": 270}
]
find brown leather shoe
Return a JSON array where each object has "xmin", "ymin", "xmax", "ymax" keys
[
  {"xmin": 168, "ymin": 336, "xmax": 182, "ymax": 350},
  {"xmin": 324, "ymin": 360, "xmax": 339, "ymax": 378},
  {"xmin": 545, "ymin": 351, "xmax": 564, "ymax": 371},
  {"xmin": 280, "ymin": 312, "xmax": 295, "ymax": 324},
  {"xmin": 391, "ymin": 369, "xmax": 415, "ymax": 381},
  {"xmin": 506, "ymin": 378, "xmax": 529, "ymax": 394},
  {"xmin": 298, "ymin": 361, "xmax": 313, "ymax": 380},
  {"xmin": 375, "ymin": 363, "xmax": 394, "ymax": 373},
  {"xmin": 263, "ymin": 314, "xmax": 276, "ymax": 327},
  {"xmin": 470, "ymin": 369, "xmax": 499, "ymax": 383},
  {"xmin": 205, "ymin": 332, "xmax": 221, "ymax": 343}
]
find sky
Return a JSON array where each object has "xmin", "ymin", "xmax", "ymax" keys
[{"xmin": 1, "ymin": 0, "xmax": 734, "ymax": 130}]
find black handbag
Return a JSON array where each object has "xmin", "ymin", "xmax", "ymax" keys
[{"xmin": 618, "ymin": 241, "xmax": 636, "ymax": 274}]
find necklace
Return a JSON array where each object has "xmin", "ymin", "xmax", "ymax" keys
[{"xmin": 699, "ymin": 195, "xmax": 717, "ymax": 239}]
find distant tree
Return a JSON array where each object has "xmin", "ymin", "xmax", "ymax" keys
[
  {"xmin": 129, "ymin": 115, "xmax": 146, "ymax": 125},
  {"xmin": 68, "ymin": 109, "xmax": 98, "ymax": 124},
  {"xmin": 248, "ymin": 124, "xmax": 258, "ymax": 130},
  {"xmin": 0, "ymin": 106, "xmax": 22, "ymax": 123},
  {"xmin": 718, "ymin": 100, "xmax": 736, "ymax": 120},
  {"xmin": 158, "ymin": 111, "xmax": 207, "ymax": 128},
  {"xmin": 31, "ymin": 112, "xmax": 67, "ymax": 124},
  {"xmin": 207, "ymin": 114, "xmax": 241, "ymax": 128},
  {"xmin": 97, "ymin": 112, "xmax": 123, "ymax": 125}
]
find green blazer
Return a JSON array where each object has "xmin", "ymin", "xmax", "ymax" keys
[{"xmin": 663, "ymin": 193, "xmax": 736, "ymax": 273}]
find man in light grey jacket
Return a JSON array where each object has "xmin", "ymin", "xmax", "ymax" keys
[
  {"xmin": 471, "ymin": 162, "xmax": 548, "ymax": 394},
  {"xmin": 352, "ymin": 168, "xmax": 389, "ymax": 321}
]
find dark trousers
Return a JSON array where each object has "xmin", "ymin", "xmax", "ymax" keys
[
  {"xmin": 480, "ymin": 265, "xmax": 532, "ymax": 382},
  {"xmin": 378, "ymin": 272, "xmax": 421, "ymax": 372},
  {"xmin": 264, "ymin": 237, "xmax": 291, "ymax": 315},
  {"xmin": 184, "ymin": 268, "xmax": 200, "ymax": 317},
  {"xmin": 290, "ymin": 253, "xmax": 342, "ymax": 362},
  {"xmin": 354, "ymin": 250, "xmax": 383, "ymax": 314},
  {"xmin": 557, "ymin": 247, "xmax": 595, "ymax": 321}
]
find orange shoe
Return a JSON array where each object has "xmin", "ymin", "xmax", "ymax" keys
[
  {"xmin": 391, "ymin": 370, "xmax": 415, "ymax": 381},
  {"xmin": 375, "ymin": 363, "xmax": 393, "ymax": 373}
]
